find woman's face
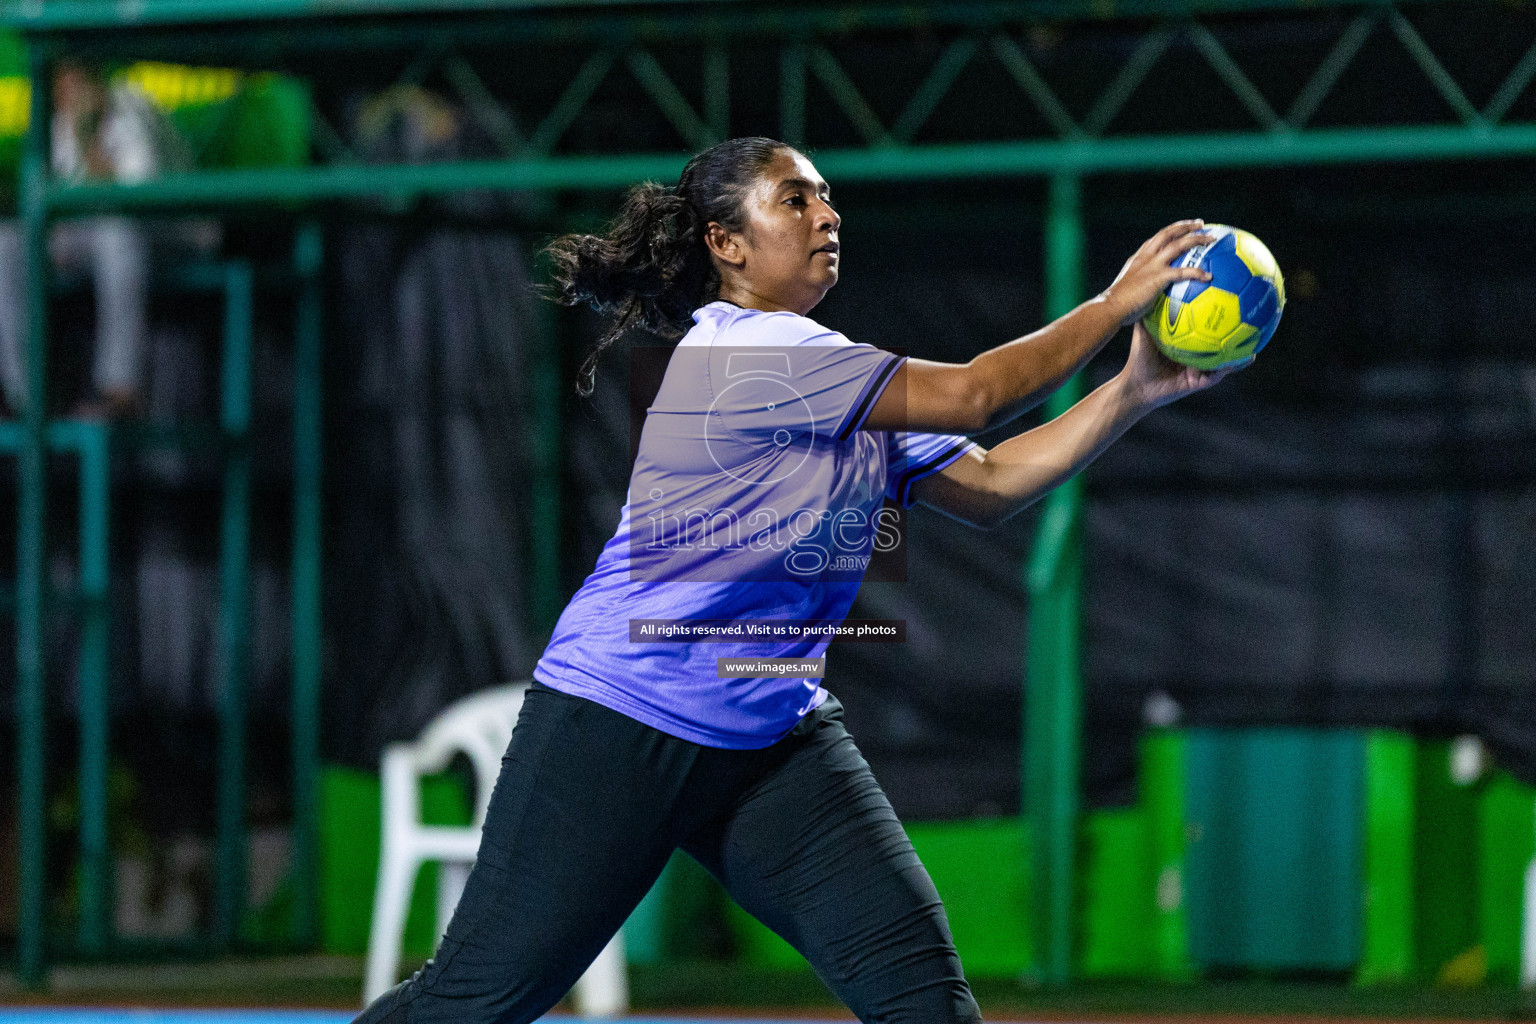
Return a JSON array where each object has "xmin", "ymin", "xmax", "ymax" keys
[{"xmin": 711, "ymin": 149, "xmax": 841, "ymax": 315}]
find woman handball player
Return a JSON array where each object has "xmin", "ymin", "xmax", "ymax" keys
[{"xmin": 352, "ymin": 136, "xmax": 1239, "ymax": 1024}]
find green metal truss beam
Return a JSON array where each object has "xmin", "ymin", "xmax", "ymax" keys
[
  {"xmin": 39, "ymin": 122, "xmax": 1536, "ymax": 213},
  {"xmin": 16, "ymin": 0, "xmax": 1536, "ymax": 213},
  {"xmin": 0, "ymin": 0, "xmax": 1476, "ymax": 36}
]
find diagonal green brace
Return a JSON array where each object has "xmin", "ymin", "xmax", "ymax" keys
[
  {"xmin": 807, "ymin": 45, "xmax": 892, "ymax": 148},
  {"xmin": 990, "ymin": 33, "xmax": 1080, "ymax": 139},
  {"xmin": 528, "ymin": 50, "xmax": 614, "ymax": 156},
  {"xmin": 626, "ymin": 50, "xmax": 713, "ymax": 151},
  {"xmin": 1187, "ymin": 22, "xmax": 1282, "ymax": 132},
  {"xmin": 1484, "ymin": 34, "xmax": 1536, "ymax": 125},
  {"xmin": 1285, "ymin": 12, "xmax": 1377, "ymax": 129},
  {"xmin": 891, "ymin": 36, "xmax": 979, "ymax": 145},
  {"xmin": 1386, "ymin": 9, "xmax": 1484, "ymax": 126},
  {"xmin": 1082, "ymin": 30, "xmax": 1171, "ymax": 136}
]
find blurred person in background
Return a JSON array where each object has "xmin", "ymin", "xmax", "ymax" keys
[{"xmin": 0, "ymin": 58, "xmax": 203, "ymax": 419}]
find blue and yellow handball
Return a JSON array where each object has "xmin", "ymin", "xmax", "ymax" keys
[{"xmin": 1144, "ymin": 225, "xmax": 1285, "ymax": 370}]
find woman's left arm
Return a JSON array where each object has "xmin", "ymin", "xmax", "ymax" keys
[{"xmin": 912, "ymin": 323, "xmax": 1246, "ymax": 529}]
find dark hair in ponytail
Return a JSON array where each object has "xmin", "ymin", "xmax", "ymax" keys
[{"xmin": 545, "ymin": 136, "xmax": 793, "ymax": 396}]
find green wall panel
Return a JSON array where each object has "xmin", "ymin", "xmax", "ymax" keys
[
  {"xmin": 726, "ymin": 817, "xmax": 1035, "ymax": 977},
  {"xmin": 1414, "ymin": 740, "xmax": 1482, "ymax": 983},
  {"xmin": 1480, "ymin": 771, "xmax": 1536, "ymax": 986},
  {"xmin": 1078, "ymin": 807, "xmax": 1154, "ymax": 978},
  {"xmin": 727, "ymin": 810, "xmax": 1179, "ymax": 981},
  {"xmin": 908, "ymin": 817, "xmax": 1033, "ymax": 977},
  {"xmin": 726, "ymin": 885, "xmax": 807, "ymax": 972},
  {"xmin": 319, "ymin": 737, "xmax": 1524, "ymax": 987},
  {"xmin": 318, "ymin": 767, "xmax": 379, "ymax": 955},
  {"xmin": 622, "ymin": 852, "xmax": 677, "ymax": 967}
]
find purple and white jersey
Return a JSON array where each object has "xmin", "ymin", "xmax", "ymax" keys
[{"xmin": 533, "ymin": 301, "xmax": 979, "ymax": 748}]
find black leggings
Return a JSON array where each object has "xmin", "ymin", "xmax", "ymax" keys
[{"xmin": 355, "ymin": 682, "xmax": 981, "ymax": 1024}]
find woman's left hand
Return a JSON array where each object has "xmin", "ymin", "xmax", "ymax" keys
[{"xmin": 1119, "ymin": 321, "xmax": 1250, "ymax": 412}]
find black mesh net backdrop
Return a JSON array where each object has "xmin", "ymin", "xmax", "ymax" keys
[
  {"xmin": 1083, "ymin": 169, "xmax": 1536, "ymax": 797},
  {"xmin": 561, "ymin": 167, "xmax": 1536, "ymax": 817},
  {"xmin": 0, "ymin": 169, "xmax": 1530, "ymax": 829},
  {"xmin": 326, "ymin": 224, "xmax": 542, "ymax": 766}
]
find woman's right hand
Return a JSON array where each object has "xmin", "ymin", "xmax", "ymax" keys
[
  {"xmin": 1118, "ymin": 320, "xmax": 1248, "ymax": 413},
  {"xmin": 1100, "ymin": 220, "xmax": 1215, "ymax": 327}
]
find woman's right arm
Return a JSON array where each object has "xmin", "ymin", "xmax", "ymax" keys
[{"xmin": 861, "ymin": 219, "xmax": 1215, "ymax": 435}]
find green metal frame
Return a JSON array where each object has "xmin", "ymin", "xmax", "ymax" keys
[
  {"xmin": 215, "ymin": 259, "xmax": 255, "ymax": 951},
  {"xmin": 1025, "ymin": 172, "xmax": 1085, "ymax": 986},
  {"xmin": 6, "ymin": 0, "xmax": 1536, "ymax": 988},
  {"xmin": 0, "ymin": 0, "xmax": 1476, "ymax": 31},
  {"xmin": 0, "ymin": 417, "xmax": 111, "ymax": 956},
  {"xmin": 1, "ymin": 259, "xmax": 263, "ymax": 965},
  {"xmin": 290, "ymin": 223, "xmax": 325, "ymax": 951},
  {"xmin": 18, "ymin": 0, "xmax": 1536, "ymax": 216}
]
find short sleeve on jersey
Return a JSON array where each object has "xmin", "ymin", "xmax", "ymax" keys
[
  {"xmin": 705, "ymin": 308, "xmax": 903, "ymax": 446},
  {"xmin": 885, "ymin": 432, "xmax": 980, "ymax": 508}
]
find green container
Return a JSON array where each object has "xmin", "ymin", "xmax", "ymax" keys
[
  {"xmin": 1185, "ymin": 728, "xmax": 1365, "ymax": 972},
  {"xmin": 318, "ymin": 765, "xmax": 470, "ymax": 960},
  {"xmin": 1359, "ymin": 730, "xmax": 1417, "ymax": 985},
  {"xmin": 908, "ymin": 817, "xmax": 1032, "ymax": 977},
  {"xmin": 1142, "ymin": 728, "xmax": 1196, "ymax": 981},
  {"xmin": 724, "ymin": 816, "xmax": 1033, "ymax": 977}
]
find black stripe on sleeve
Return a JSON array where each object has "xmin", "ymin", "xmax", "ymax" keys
[
  {"xmin": 896, "ymin": 440, "xmax": 976, "ymax": 507},
  {"xmin": 837, "ymin": 355, "xmax": 902, "ymax": 442}
]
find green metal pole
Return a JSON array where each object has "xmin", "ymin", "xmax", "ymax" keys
[
  {"xmin": 290, "ymin": 224, "xmax": 324, "ymax": 949},
  {"xmin": 75, "ymin": 419, "xmax": 112, "ymax": 954},
  {"xmin": 15, "ymin": 45, "xmax": 52, "ymax": 990},
  {"xmin": 214, "ymin": 259, "xmax": 255, "ymax": 949},
  {"xmin": 1024, "ymin": 171, "xmax": 1085, "ymax": 988}
]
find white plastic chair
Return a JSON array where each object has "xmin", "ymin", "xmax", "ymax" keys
[{"xmin": 364, "ymin": 681, "xmax": 628, "ymax": 1015}]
